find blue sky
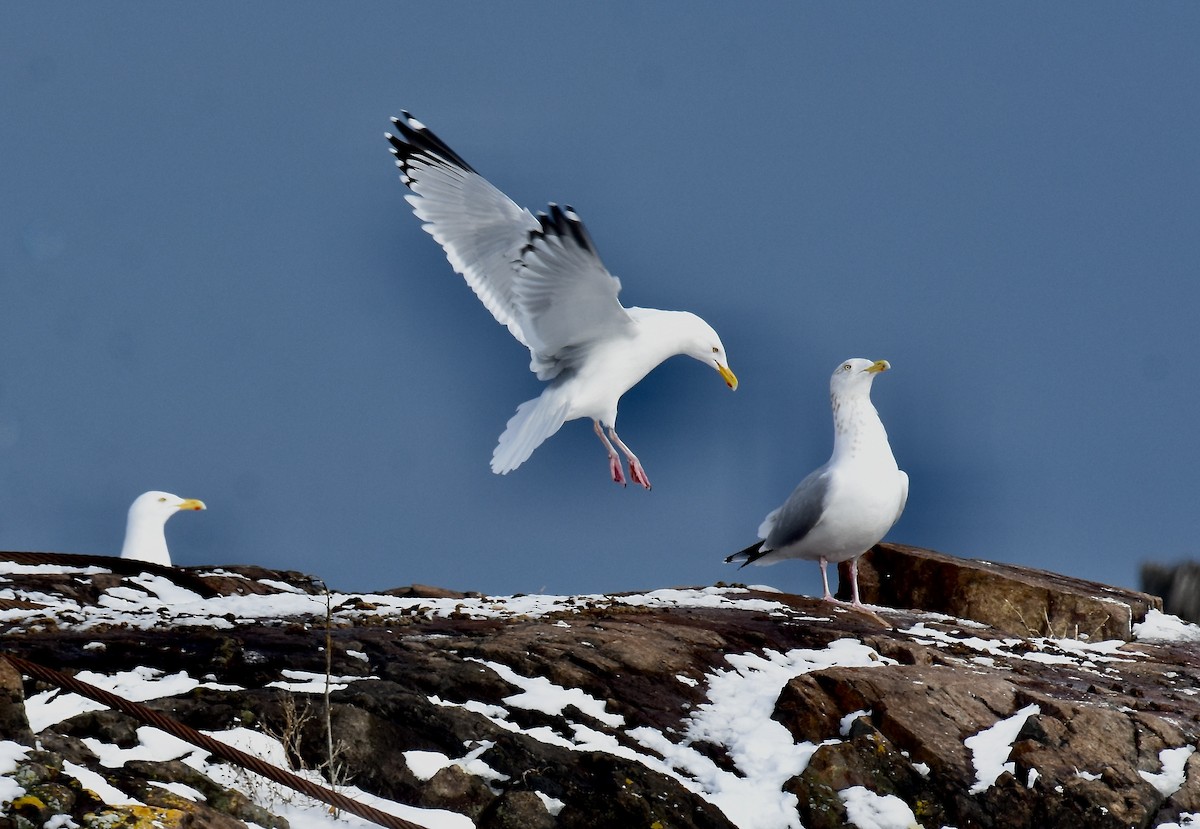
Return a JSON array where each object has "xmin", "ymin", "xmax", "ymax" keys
[{"xmin": 2, "ymin": 4, "xmax": 1198, "ymax": 598}]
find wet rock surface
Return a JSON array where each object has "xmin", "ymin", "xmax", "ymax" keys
[{"xmin": 0, "ymin": 546, "xmax": 1196, "ymax": 829}]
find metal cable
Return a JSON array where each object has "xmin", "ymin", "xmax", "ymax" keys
[{"xmin": 3, "ymin": 653, "xmax": 430, "ymax": 829}]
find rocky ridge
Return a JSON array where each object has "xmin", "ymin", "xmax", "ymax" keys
[{"xmin": 0, "ymin": 544, "xmax": 1197, "ymax": 829}]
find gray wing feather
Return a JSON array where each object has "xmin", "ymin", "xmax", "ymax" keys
[
  {"xmin": 761, "ymin": 467, "xmax": 832, "ymax": 551},
  {"xmin": 388, "ymin": 115, "xmax": 631, "ymax": 381},
  {"xmin": 515, "ymin": 205, "xmax": 631, "ymax": 375},
  {"xmin": 388, "ymin": 115, "xmax": 538, "ymax": 349}
]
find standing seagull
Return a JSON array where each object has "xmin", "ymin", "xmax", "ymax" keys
[
  {"xmin": 727, "ymin": 359, "xmax": 908, "ymax": 608},
  {"xmin": 119, "ymin": 491, "xmax": 207, "ymax": 567},
  {"xmin": 385, "ymin": 112, "xmax": 737, "ymax": 489}
]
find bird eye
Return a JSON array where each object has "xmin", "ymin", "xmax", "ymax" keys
[
  {"xmin": 842, "ymin": 363, "xmax": 851, "ymax": 371},
  {"xmin": 712, "ymin": 346, "xmax": 719, "ymax": 354},
  {"xmin": 157, "ymin": 497, "xmax": 167, "ymax": 502}
]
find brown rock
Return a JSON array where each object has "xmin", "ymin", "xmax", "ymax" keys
[
  {"xmin": 776, "ymin": 665, "xmax": 1019, "ymax": 789},
  {"xmin": 0, "ymin": 658, "xmax": 33, "ymax": 744},
  {"xmin": 3, "ymin": 550, "xmax": 1200, "ymax": 829},
  {"xmin": 419, "ymin": 765, "xmax": 496, "ymax": 819},
  {"xmin": 786, "ymin": 723, "xmax": 946, "ymax": 829},
  {"xmin": 851, "ymin": 542, "xmax": 1161, "ymax": 640},
  {"xmin": 382, "ymin": 584, "xmax": 482, "ymax": 600},
  {"xmin": 119, "ymin": 759, "xmax": 287, "ymax": 829},
  {"xmin": 478, "ymin": 790, "xmax": 556, "ymax": 829}
]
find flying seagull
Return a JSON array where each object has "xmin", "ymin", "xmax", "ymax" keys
[
  {"xmin": 119, "ymin": 490, "xmax": 206, "ymax": 566},
  {"xmin": 385, "ymin": 112, "xmax": 738, "ymax": 489},
  {"xmin": 727, "ymin": 359, "xmax": 908, "ymax": 609}
]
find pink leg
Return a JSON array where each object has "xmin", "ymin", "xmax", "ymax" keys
[
  {"xmin": 822, "ymin": 557, "xmax": 887, "ymax": 625},
  {"xmin": 848, "ymin": 558, "xmax": 864, "ymax": 607},
  {"xmin": 818, "ymin": 557, "xmax": 836, "ymax": 601},
  {"xmin": 594, "ymin": 420, "xmax": 626, "ymax": 485},
  {"xmin": 607, "ymin": 427, "xmax": 651, "ymax": 490}
]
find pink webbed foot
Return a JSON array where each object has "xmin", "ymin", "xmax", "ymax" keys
[
  {"xmin": 607, "ymin": 427, "xmax": 651, "ymax": 491},
  {"xmin": 627, "ymin": 456, "xmax": 652, "ymax": 490},
  {"xmin": 608, "ymin": 453, "xmax": 626, "ymax": 485}
]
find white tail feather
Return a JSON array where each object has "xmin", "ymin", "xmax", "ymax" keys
[{"xmin": 491, "ymin": 391, "xmax": 570, "ymax": 474}]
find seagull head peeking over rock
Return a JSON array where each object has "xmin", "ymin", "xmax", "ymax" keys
[{"xmin": 119, "ymin": 490, "xmax": 206, "ymax": 567}]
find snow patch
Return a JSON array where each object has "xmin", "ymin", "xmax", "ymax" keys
[
  {"xmin": 1140, "ymin": 745, "xmax": 1195, "ymax": 797},
  {"xmin": 965, "ymin": 703, "xmax": 1040, "ymax": 794},
  {"xmin": 840, "ymin": 709, "xmax": 871, "ymax": 737},
  {"xmin": 471, "ymin": 658, "xmax": 624, "ymax": 727},
  {"xmin": 0, "ymin": 741, "xmax": 31, "ymax": 802},
  {"xmin": 534, "ymin": 790, "xmax": 565, "ymax": 816},
  {"xmin": 900, "ymin": 623, "xmax": 1130, "ymax": 667},
  {"xmin": 636, "ymin": 639, "xmax": 893, "ymax": 829},
  {"xmin": 1134, "ymin": 610, "xmax": 1200, "ymax": 643},
  {"xmin": 149, "ymin": 780, "xmax": 206, "ymax": 801},
  {"xmin": 25, "ymin": 667, "xmax": 200, "ymax": 732},
  {"xmin": 0, "ymin": 563, "xmax": 107, "ymax": 576},
  {"xmin": 62, "ymin": 760, "xmax": 139, "ymax": 805},
  {"xmin": 840, "ymin": 785, "xmax": 919, "ymax": 829},
  {"xmin": 403, "ymin": 743, "xmax": 508, "ymax": 786},
  {"xmin": 264, "ymin": 669, "xmax": 377, "ymax": 693}
]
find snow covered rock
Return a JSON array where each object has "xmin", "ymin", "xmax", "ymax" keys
[{"xmin": 0, "ymin": 548, "xmax": 1197, "ymax": 829}]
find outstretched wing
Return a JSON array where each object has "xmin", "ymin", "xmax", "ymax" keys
[
  {"xmin": 515, "ymin": 204, "xmax": 632, "ymax": 375},
  {"xmin": 387, "ymin": 112, "xmax": 538, "ymax": 349},
  {"xmin": 387, "ymin": 113, "xmax": 632, "ymax": 380}
]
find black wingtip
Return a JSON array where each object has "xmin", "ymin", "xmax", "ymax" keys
[
  {"xmin": 532, "ymin": 202, "xmax": 597, "ymax": 256},
  {"xmin": 726, "ymin": 541, "xmax": 766, "ymax": 568},
  {"xmin": 384, "ymin": 110, "xmax": 479, "ymax": 176}
]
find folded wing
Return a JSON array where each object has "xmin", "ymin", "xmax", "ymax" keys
[{"xmin": 760, "ymin": 467, "xmax": 832, "ymax": 551}]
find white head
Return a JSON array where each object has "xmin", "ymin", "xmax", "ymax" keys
[
  {"xmin": 830, "ymin": 358, "xmax": 890, "ymax": 399},
  {"xmin": 119, "ymin": 490, "xmax": 207, "ymax": 566},
  {"xmin": 679, "ymin": 312, "xmax": 738, "ymax": 391}
]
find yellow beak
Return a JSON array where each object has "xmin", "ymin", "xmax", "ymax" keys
[
  {"xmin": 178, "ymin": 498, "xmax": 207, "ymax": 511},
  {"xmin": 717, "ymin": 362, "xmax": 739, "ymax": 390},
  {"xmin": 866, "ymin": 360, "xmax": 890, "ymax": 374}
]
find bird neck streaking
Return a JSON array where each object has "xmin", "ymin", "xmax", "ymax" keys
[
  {"xmin": 120, "ymin": 517, "xmax": 171, "ymax": 566},
  {"xmin": 830, "ymin": 392, "xmax": 895, "ymax": 466}
]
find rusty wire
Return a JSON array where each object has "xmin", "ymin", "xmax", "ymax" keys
[{"xmin": 4, "ymin": 653, "xmax": 430, "ymax": 829}]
